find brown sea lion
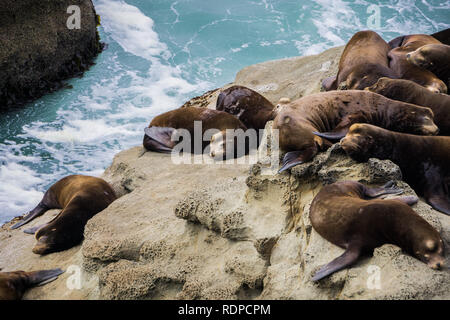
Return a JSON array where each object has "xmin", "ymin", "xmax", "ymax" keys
[
  {"xmin": 310, "ymin": 181, "xmax": 445, "ymax": 281},
  {"xmin": 387, "ymin": 34, "xmax": 447, "ymax": 93},
  {"xmin": 367, "ymin": 77, "xmax": 450, "ymax": 135},
  {"xmin": 143, "ymin": 106, "xmax": 248, "ymax": 155},
  {"xmin": 273, "ymin": 90, "xmax": 438, "ymax": 172},
  {"xmin": 10, "ymin": 175, "xmax": 117, "ymax": 255},
  {"xmin": 340, "ymin": 123, "xmax": 450, "ymax": 216},
  {"xmin": 0, "ymin": 268, "xmax": 64, "ymax": 300},
  {"xmin": 407, "ymin": 44, "xmax": 450, "ymax": 86},
  {"xmin": 216, "ymin": 85, "xmax": 277, "ymax": 129},
  {"xmin": 322, "ymin": 30, "xmax": 397, "ymax": 91},
  {"xmin": 432, "ymin": 28, "xmax": 450, "ymax": 46}
]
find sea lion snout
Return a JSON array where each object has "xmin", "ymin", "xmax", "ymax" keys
[{"xmin": 421, "ymin": 123, "xmax": 439, "ymax": 135}]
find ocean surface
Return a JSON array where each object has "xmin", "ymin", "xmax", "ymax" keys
[{"xmin": 0, "ymin": 0, "xmax": 449, "ymax": 223}]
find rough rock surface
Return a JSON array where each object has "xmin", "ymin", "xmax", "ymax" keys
[
  {"xmin": 1, "ymin": 46, "xmax": 449, "ymax": 300},
  {"xmin": 0, "ymin": 0, "xmax": 102, "ymax": 110}
]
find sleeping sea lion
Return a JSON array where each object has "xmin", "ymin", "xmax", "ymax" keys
[
  {"xmin": 322, "ymin": 30, "xmax": 397, "ymax": 91},
  {"xmin": 367, "ymin": 77, "xmax": 450, "ymax": 135},
  {"xmin": 0, "ymin": 268, "xmax": 64, "ymax": 300},
  {"xmin": 10, "ymin": 175, "xmax": 117, "ymax": 255},
  {"xmin": 310, "ymin": 181, "xmax": 445, "ymax": 281},
  {"xmin": 340, "ymin": 123, "xmax": 450, "ymax": 216},
  {"xmin": 387, "ymin": 34, "xmax": 447, "ymax": 93},
  {"xmin": 143, "ymin": 106, "xmax": 248, "ymax": 155},
  {"xmin": 273, "ymin": 90, "xmax": 438, "ymax": 172}
]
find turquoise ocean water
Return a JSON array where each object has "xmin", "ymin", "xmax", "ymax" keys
[{"xmin": 0, "ymin": 0, "xmax": 449, "ymax": 223}]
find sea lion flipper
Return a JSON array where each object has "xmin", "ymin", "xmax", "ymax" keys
[
  {"xmin": 391, "ymin": 195, "xmax": 419, "ymax": 206},
  {"xmin": 278, "ymin": 148, "xmax": 316, "ymax": 173},
  {"xmin": 313, "ymin": 131, "xmax": 346, "ymax": 140},
  {"xmin": 10, "ymin": 204, "xmax": 48, "ymax": 230},
  {"xmin": 312, "ymin": 246, "xmax": 361, "ymax": 281},
  {"xmin": 23, "ymin": 224, "xmax": 46, "ymax": 235},
  {"xmin": 322, "ymin": 76, "xmax": 337, "ymax": 91},
  {"xmin": 27, "ymin": 268, "xmax": 64, "ymax": 286},
  {"xmin": 427, "ymin": 195, "xmax": 450, "ymax": 216},
  {"xmin": 364, "ymin": 182, "xmax": 404, "ymax": 198},
  {"xmin": 143, "ymin": 127, "xmax": 176, "ymax": 153}
]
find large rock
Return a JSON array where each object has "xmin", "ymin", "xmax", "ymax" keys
[
  {"xmin": 1, "ymin": 45, "xmax": 448, "ymax": 300},
  {"xmin": 0, "ymin": 0, "xmax": 102, "ymax": 109}
]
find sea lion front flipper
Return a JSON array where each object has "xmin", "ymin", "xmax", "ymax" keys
[
  {"xmin": 23, "ymin": 224, "xmax": 47, "ymax": 235},
  {"xmin": 322, "ymin": 76, "xmax": 337, "ymax": 91},
  {"xmin": 312, "ymin": 246, "xmax": 361, "ymax": 281},
  {"xmin": 391, "ymin": 195, "xmax": 419, "ymax": 206},
  {"xmin": 313, "ymin": 113, "xmax": 366, "ymax": 141},
  {"xmin": 10, "ymin": 203, "xmax": 48, "ymax": 230},
  {"xmin": 278, "ymin": 147, "xmax": 316, "ymax": 173},
  {"xmin": 27, "ymin": 268, "xmax": 65, "ymax": 287},
  {"xmin": 427, "ymin": 195, "xmax": 450, "ymax": 216},
  {"xmin": 143, "ymin": 126, "xmax": 176, "ymax": 153},
  {"xmin": 313, "ymin": 130, "xmax": 347, "ymax": 141}
]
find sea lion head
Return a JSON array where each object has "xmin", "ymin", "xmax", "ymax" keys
[
  {"xmin": 340, "ymin": 124, "xmax": 386, "ymax": 162},
  {"xmin": 273, "ymin": 97, "xmax": 291, "ymax": 116},
  {"xmin": 413, "ymin": 237, "xmax": 445, "ymax": 270},
  {"xmin": 209, "ymin": 129, "xmax": 254, "ymax": 160},
  {"xmin": 32, "ymin": 225, "xmax": 79, "ymax": 255},
  {"xmin": 389, "ymin": 103, "xmax": 438, "ymax": 136}
]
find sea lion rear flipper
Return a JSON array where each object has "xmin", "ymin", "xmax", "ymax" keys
[
  {"xmin": 322, "ymin": 76, "xmax": 337, "ymax": 91},
  {"xmin": 10, "ymin": 203, "xmax": 48, "ymax": 230},
  {"xmin": 278, "ymin": 147, "xmax": 316, "ymax": 173},
  {"xmin": 27, "ymin": 268, "xmax": 64, "ymax": 287},
  {"xmin": 364, "ymin": 181, "xmax": 404, "ymax": 198},
  {"xmin": 143, "ymin": 127, "xmax": 176, "ymax": 153},
  {"xmin": 312, "ymin": 246, "xmax": 361, "ymax": 281},
  {"xmin": 427, "ymin": 195, "xmax": 450, "ymax": 216}
]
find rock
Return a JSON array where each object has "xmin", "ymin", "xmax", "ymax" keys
[
  {"xmin": 0, "ymin": 0, "xmax": 103, "ymax": 110},
  {"xmin": 1, "ymin": 44, "xmax": 448, "ymax": 300}
]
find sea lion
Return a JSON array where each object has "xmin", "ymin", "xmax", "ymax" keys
[
  {"xmin": 387, "ymin": 34, "xmax": 447, "ymax": 93},
  {"xmin": 216, "ymin": 85, "xmax": 277, "ymax": 129},
  {"xmin": 143, "ymin": 106, "xmax": 248, "ymax": 155},
  {"xmin": 10, "ymin": 175, "xmax": 117, "ymax": 255},
  {"xmin": 0, "ymin": 268, "xmax": 64, "ymax": 300},
  {"xmin": 322, "ymin": 30, "xmax": 397, "ymax": 91},
  {"xmin": 310, "ymin": 181, "xmax": 445, "ymax": 281},
  {"xmin": 340, "ymin": 123, "xmax": 450, "ymax": 216},
  {"xmin": 273, "ymin": 90, "xmax": 438, "ymax": 172},
  {"xmin": 407, "ymin": 44, "xmax": 450, "ymax": 86},
  {"xmin": 367, "ymin": 77, "xmax": 450, "ymax": 135},
  {"xmin": 431, "ymin": 28, "xmax": 450, "ymax": 46}
]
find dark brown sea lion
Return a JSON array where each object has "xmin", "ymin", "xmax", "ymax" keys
[
  {"xmin": 322, "ymin": 30, "xmax": 397, "ymax": 91},
  {"xmin": 367, "ymin": 77, "xmax": 450, "ymax": 135},
  {"xmin": 0, "ymin": 268, "xmax": 64, "ymax": 300},
  {"xmin": 216, "ymin": 85, "xmax": 277, "ymax": 129},
  {"xmin": 10, "ymin": 175, "xmax": 117, "ymax": 255},
  {"xmin": 340, "ymin": 123, "xmax": 450, "ymax": 216},
  {"xmin": 310, "ymin": 181, "xmax": 445, "ymax": 281},
  {"xmin": 407, "ymin": 44, "xmax": 450, "ymax": 86},
  {"xmin": 431, "ymin": 28, "xmax": 450, "ymax": 46},
  {"xmin": 387, "ymin": 34, "xmax": 447, "ymax": 93},
  {"xmin": 143, "ymin": 106, "xmax": 248, "ymax": 154},
  {"xmin": 273, "ymin": 90, "xmax": 438, "ymax": 172}
]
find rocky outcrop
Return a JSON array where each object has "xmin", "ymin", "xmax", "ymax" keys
[
  {"xmin": 1, "ymin": 45, "xmax": 449, "ymax": 300},
  {"xmin": 0, "ymin": 0, "xmax": 102, "ymax": 110}
]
